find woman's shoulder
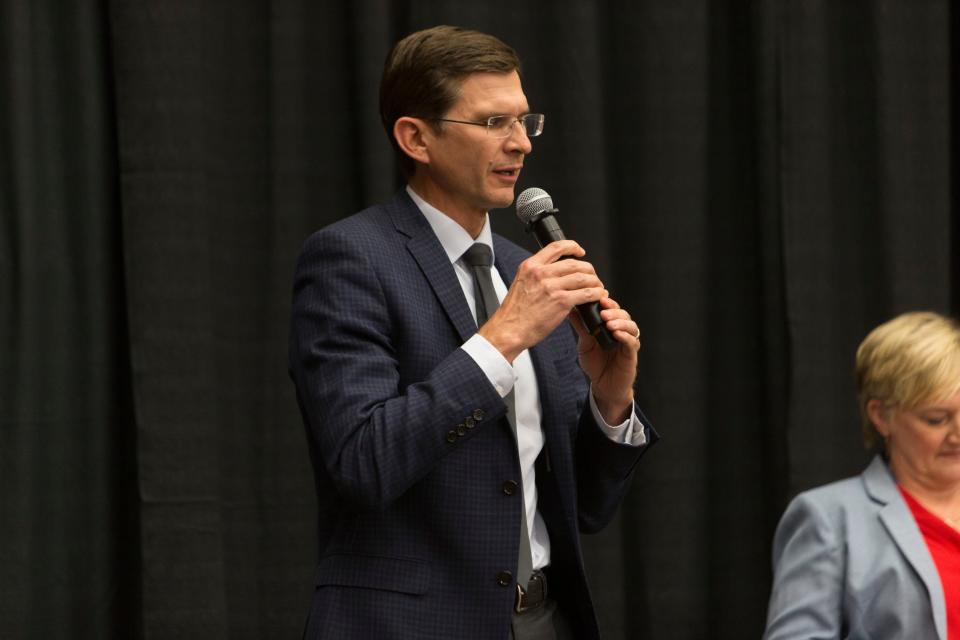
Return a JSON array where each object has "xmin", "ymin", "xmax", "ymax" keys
[
  {"xmin": 778, "ymin": 457, "xmax": 890, "ymax": 540},
  {"xmin": 793, "ymin": 474, "xmax": 866, "ymax": 508}
]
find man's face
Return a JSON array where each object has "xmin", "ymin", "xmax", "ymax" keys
[{"xmin": 421, "ymin": 71, "xmax": 533, "ymax": 219}]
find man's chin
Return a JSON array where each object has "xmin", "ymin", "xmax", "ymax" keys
[{"xmin": 488, "ymin": 188, "xmax": 517, "ymax": 211}]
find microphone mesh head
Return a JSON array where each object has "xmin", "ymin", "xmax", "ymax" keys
[{"xmin": 515, "ymin": 187, "xmax": 554, "ymax": 224}]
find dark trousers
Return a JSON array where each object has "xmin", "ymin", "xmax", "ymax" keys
[{"xmin": 509, "ymin": 597, "xmax": 575, "ymax": 640}]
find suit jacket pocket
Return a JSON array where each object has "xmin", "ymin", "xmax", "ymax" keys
[{"xmin": 314, "ymin": 553, "xmax": 430, "ymax": 595}]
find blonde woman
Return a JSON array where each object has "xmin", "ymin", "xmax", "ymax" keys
[{"xmin": 765, "ymin": 311, "xmax": 960, "ymax": 640}]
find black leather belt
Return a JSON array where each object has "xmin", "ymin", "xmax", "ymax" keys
[{"xmin": 514, "ymin": 569, "xmax": 548, "ymax": 613}]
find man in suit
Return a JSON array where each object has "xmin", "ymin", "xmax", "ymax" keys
[{"xmin": 289, "ymin": 25, "xmax": 657, "ymax": 639}]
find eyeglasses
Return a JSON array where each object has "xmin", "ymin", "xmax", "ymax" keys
[{"xmin": 432, "ymin": 113, "xmax": 545, "ymax": 138}]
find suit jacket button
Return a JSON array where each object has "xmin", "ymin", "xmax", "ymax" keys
[
  {"xmin": 464, "ymin": 416, "xmax": 476, "ymax": 429},
  {"xmin": 473, "ymin": 409, "xmax": 485, "ymax": 421},
  {"xmin": 497, "ymin": 570, "xmax": 513, "ymax": 587},
  {"xmin": 502, "ymin": 480, "xmax": 518, "ymax": 496},
  {"xmin": 446, "ymin": 430, "xmax": 457, "ymax": 443},
  {"xmin": 456, "ymin": 424, "xmax": 467, "ymax": 436}
]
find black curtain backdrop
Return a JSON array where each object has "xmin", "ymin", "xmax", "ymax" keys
[{"xmin": 2, "ymin": 1, "xmax": 956, "ymax": 638}]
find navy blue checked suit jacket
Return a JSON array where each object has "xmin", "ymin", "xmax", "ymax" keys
[{"xmin": 289, "ymin": 190, "xmax": 657, "ymax": 640}]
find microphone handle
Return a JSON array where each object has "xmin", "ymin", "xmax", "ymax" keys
[{"xmin": 529, "ymin": 213, "xmax": 617, "ymax": 351}]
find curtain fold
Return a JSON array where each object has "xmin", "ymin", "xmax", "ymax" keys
[{"xmin": 0, "ymin": 1, "xmax": 138, "ymax": 637}]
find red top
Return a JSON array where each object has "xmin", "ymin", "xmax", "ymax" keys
[{"xmin": 900, "ymin": 486, "xmax": 960, "ymax": 640}]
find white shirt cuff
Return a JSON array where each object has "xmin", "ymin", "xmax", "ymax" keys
[
  {"xmin": 461, "ymin": 334, "xmax": 517, "ymax": 398},
  {"xmin": 589, "ymin": 386, "xmax": 647, "ymax": 447}
]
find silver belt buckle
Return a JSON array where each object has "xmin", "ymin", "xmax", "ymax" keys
[
  {"xmin": 514, "ymin": 583, "xmax": 531, "ymax": 613},
  {"xmin": 514, "ymin": 571, "xmax": 546, "ymax": 613}
]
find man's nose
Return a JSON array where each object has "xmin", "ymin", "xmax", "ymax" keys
[{"xmin": 505, "ymin": 120, "xmax": 533, "ymax": 153}]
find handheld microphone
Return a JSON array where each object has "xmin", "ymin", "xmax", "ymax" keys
[{"xmin": 515, "ymin": 187, "xmax": 617, "ymax": 351}]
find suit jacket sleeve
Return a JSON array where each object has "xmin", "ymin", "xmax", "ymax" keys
[
  {"xmin": 289, "ymin": 226, "xmax": 510, "ymax": 510},
  {"xmin": 574, "ymin": 398, "xmax": 654, "ymax": 533},
  {"xmin": 764, "ymin": 493, "xmax": 845, "ymax": 640}
]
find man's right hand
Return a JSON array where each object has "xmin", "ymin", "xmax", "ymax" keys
[{"xmin": 478, "ymin": 240, "xmax": 606, "ymax": 363}]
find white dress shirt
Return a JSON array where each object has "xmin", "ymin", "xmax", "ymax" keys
[{"xmin": 407, "ymin": 186, "xmax": 646, "ymax": 571}]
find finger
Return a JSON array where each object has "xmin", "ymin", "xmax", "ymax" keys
[
  {"xmin": 551, "ymin": 271, "xmax": 604, "ymax": 293},
  {"xmin": 606, "ymin": 315, "xmax": 639, "ymax": 339},
  {"xmin": 520, "ymin": 253, "xmax": 597, "ymax": 282},
  {"xmin": 539, "ymin": 259, "xmax": 599, "ymax": 281},
  {"xmin": 530, "ymin": 240, "xmax": 585, "ymax": 265},
  {"xmin": 597, "ymin": 307, "xmax": 640, "ymax": 345},
  {"xmin": 600, "ymin": 307, "xmax": 630, "ymax": 322},
  {"xmin": 613, "ymin": 323, "xmax": 641, "ymax": 345},
  {"xmin": 556, "ymin": 286, "xmax": 607, "ymax": 309},
  {"xmin": 612, "ymin": 324, "xmax": 640, "ymax": 342}
]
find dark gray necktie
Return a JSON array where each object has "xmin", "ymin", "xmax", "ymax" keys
[{"xmin": 461, "ymin": 243, "xmax": 534, "ymax": 588}]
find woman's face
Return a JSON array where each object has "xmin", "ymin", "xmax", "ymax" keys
[{"xmin": 870, "ymin": 390, "xmax": 960, "ymax": 492}]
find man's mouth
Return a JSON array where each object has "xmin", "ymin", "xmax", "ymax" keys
[{"xmin": 493, "ymin": 166, "xmax": 521, "ymax": 177}]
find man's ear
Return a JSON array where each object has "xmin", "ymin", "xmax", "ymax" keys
[{"xmin": 393, "ymin": 117, "xmax": 431, "ymax": 166}]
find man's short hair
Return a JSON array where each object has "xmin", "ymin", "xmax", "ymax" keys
[
  {"xmin": 380, "ymin": 25, "xmax": 521, "ymax": 175},
  {"xmin": 856, "ymin": 311, "xmax": 960, "ymax": 447}
]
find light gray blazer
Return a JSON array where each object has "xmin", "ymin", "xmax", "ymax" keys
[{"xmin": 764, "ymin": 455, "xmax": 947, "ymax": 640}]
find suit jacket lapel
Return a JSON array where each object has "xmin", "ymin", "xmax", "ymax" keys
[
  {"xmin": 389, "ymin": 192, "xmax": 477, "ymax": 343},
  {"xmin": 865, "ymin": 456, "xmax": 948, "ymax": 640}
]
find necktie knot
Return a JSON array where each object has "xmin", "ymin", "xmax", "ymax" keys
[{"xmin": 462, "ymin": 243, "xmax": 493, "ymax": 268}]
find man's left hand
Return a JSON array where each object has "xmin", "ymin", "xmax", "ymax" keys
[{"xmin": 570, "ymin": 297, "xmax": 640, "ymax": 425}]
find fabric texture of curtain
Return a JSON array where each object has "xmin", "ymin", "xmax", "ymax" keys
[{"xmin": 2, "ymin": 1, "xmax": 955, "ymax": 637}]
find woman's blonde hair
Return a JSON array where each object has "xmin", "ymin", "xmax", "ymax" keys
[{"xmin": 856, "ymin": 311, "xmax": 960, "ymax": 447}]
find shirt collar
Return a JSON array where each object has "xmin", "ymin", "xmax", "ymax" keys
[{"xmin": 406, "ymin": 185, "xmax": 495, "ymax": 265}]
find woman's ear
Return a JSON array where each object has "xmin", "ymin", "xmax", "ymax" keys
[
  {"xmin": 866, "ymin": 399, "xmax": 892, "ymax": 439},
  {"xmin": 393, "ymin": 117, "xmax": 431, "ymax": 166}
]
